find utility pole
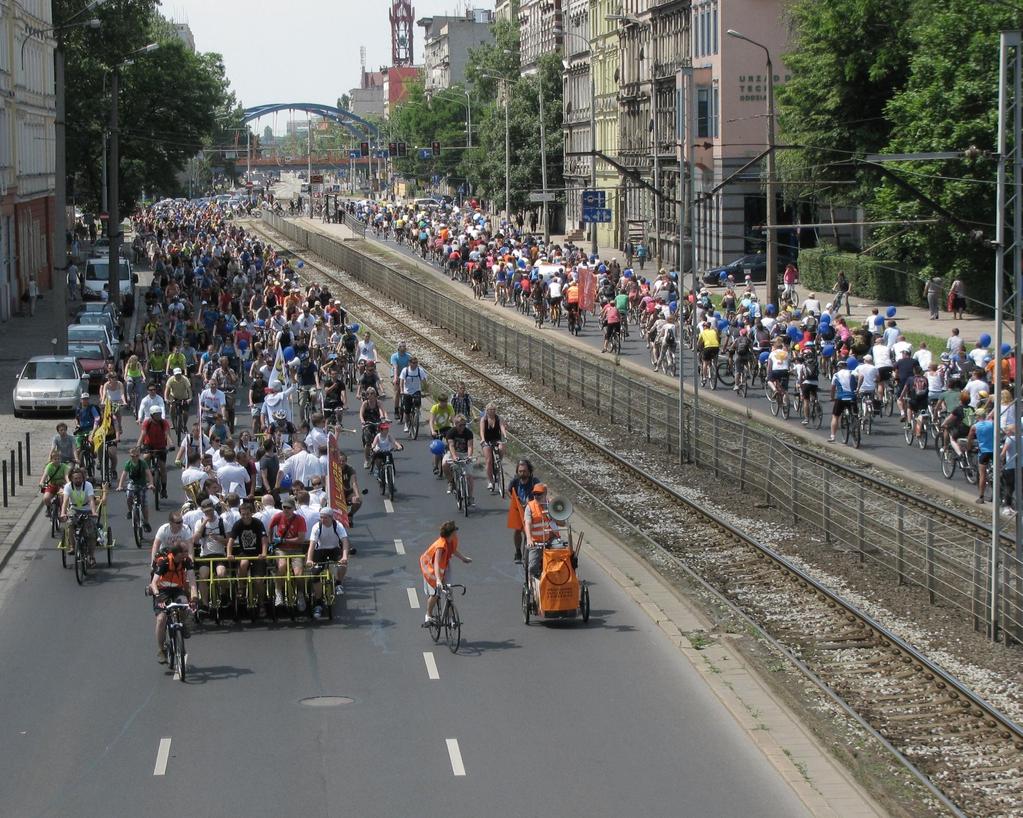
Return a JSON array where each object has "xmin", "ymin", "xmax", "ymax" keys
[
  {"xmin": 589, "ymin": 52, "xmax": 597, "ymax": 256},
  {"xmin": 504, "ymin": 84, "xmax": 510, "ymax": 222},
  {"xmin": 107, "ymin": 66, "xmax": 120, "ymax": 308},
  {"xmin": 539, "ymin": 77, "xmax": 550, "ymax": 244}
]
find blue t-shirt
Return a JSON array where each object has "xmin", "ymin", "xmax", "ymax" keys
[
  {"xmin": 75, "ymin": 405, "xmax": 100, "ymax": 431},
  {"xmin": 974, "ymin": 419, "xmax": 995, "ymax": 454},
  {"xmin": 390, "ymin": 351, "xmax": 410, "ymax": 375},
  {"xmin": 832, "ymin": 370, "xmax": 856, "ymax": 401}
]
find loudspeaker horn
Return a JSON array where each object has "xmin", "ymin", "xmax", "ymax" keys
[{"xmin": 549, "ymin": 496, "xmax": 574, "ymax": 522}]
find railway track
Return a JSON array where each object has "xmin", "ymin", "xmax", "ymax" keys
[{"xmin": 250, "ymin": 219, "xmax": 1023, "ymax": 817}]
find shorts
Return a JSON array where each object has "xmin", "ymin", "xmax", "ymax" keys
[
  {"xmin": 878, "ymin": 367, "xmax": 893, "ymax": 383},
  {"xmin": 236, "ymin": 554, "xmax": 266, "ymax": 575},
  {"xmin": 43, "ymin": 483, "xmax": 62, "ymax": 496},
  {"xmin": 980, "ymin": 452, "xmax": 994, "ymax": 465},
  {"xmin": 832, "ymin": 398, "xmax": 856, "ymax": 417},
  {"xmin": 548, "ymin": 296, "xmax": 562, "ymax": 308},
  {"xmin": 800, "ymin": 383, "xmax": 818, "ymax": 399},
  {"xmin": 701, "ymin": 347, "xmax": 718, "ymax": 362},
  {"xmin": 909, "ymin": 395, "xmax": 928, "ymax": 413},
  {"xmin": 362, "ymin": 425, "xmax": 377, "ymax": 446},
  {"xmin": 144, "ymin": 448, "xmax": 167, "ymax": 464},
  {"xmin": 769, "ymin": 372, "xmax": 790, "ymax": 391},
  {"xmin": 312, "ymin": 546, "xmax": 341, "ymax": 563},
  {"xmin": 153, "ymin": 588, "xmax": 188, "ymax": 615},
  {"xmin": 423, "ymin": 563, "xmax": 453, "ymax": 597}
]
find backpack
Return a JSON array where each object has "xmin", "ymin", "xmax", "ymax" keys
[
  {"xmin": 735, "ymin": 335, "xmax": 752, "ymax": 356},
  {"xmin": 912, "ymin": 375, "xmax": 929, "ymax": 397},
  {"xmin": 804, "ymin": 357, "xmax": 819, "ymax": 380}
]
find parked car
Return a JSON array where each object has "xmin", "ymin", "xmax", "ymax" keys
[
  {"xmin": 67, "ymin": 341, "xmax": 112, "ymax": 392},
  {"xmin": 69, "ymin": 323, "xmax": 120, "ymax": 361},
  {"xmin": 81, "ymin": 256, "xmax": 136, "ymax": 306},
  {"xmin": 74, "ymin": 301, "xmax": 122, "ymax": 328},
  {"xmin": 73, "ymin": 310, "xmax": 121, "ymax": 342},
  {"xmin": 12, "ymin": 356, "xmax": 89, "ymax": 417}
]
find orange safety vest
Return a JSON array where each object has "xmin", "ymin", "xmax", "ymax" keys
[
  {"xmin": 419, "ymin": 535, "xmax": 457, "ymax": 587},
  {"xmin": 565, "ymin": 285, "xmax": 580, "ymax": 305},
  {"xmin": 527, "ymin": 499, "xmax": 555, "ymax": 544}
]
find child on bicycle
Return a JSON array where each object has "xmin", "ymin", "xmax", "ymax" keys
[{"xmin": 370, "ymin": 420, "xmax": 404, "ymax": 480}]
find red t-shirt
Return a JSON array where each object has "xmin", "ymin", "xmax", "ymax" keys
[
  {"xmin": 268, "ymin": 512, "xmax": 306, "ymax": 548},
  {"xmin": 141, "ymin": 418, "xmax": 170, "ymax": 450}
]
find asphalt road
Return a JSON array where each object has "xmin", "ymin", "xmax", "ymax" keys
[
  {"xmin": 340, "ymin": 207, "xmax": 960, "ymax": 486},
  {"xmin": 0, "ymin": 389, "xmax": 811, "ymax": 817}
]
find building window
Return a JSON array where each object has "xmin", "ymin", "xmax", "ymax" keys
[
  {"xmin": 711, "ymin": 5, "xmax": 718, "ymax": 55},
  {"xmin": 696, "ymin": 87, "xmax": 710, "ymax": 138},
  {"xmin": 712, "ymin": 83, "xmax": 719, "ymax": 137}
]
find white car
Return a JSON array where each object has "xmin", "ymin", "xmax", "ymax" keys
[{"xmin": 12, "ymin": 356, "xmax": 88, "ymax": 417}]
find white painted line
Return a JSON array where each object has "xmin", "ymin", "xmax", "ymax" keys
[
  {"xmin": 153, "ymin": 737, "xmax": 172, "ymax": 776},
  {"xmin": 394, "ymin": 538, "xmax": 405, "ymax": 555},
  {"xmin": 423, "ymin": 651, "xmax": 439, "ymax": 680},
  {"xmin": 384, "ymin": 499, "xmax": 394, "ymax": 514},
  {"xmin": 406, "ymin": 587, "xmax": 420, "ymax": 609},
  {"xmin": 446, "ymin": 738, "xmax": 466, "ymax": 776}
]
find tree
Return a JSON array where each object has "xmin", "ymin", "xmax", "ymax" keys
[
  {"xmin": 390, "ymin": 82, "xmax": 471, "ymax": 192},
  {"xmin": 57, "ymin": 0, "xmax": 237, "ymax": 210}
]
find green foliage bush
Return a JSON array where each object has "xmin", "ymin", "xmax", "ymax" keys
[{"xmin": 797, "ymin": 248, "xmax": 925, "ymax": 307}]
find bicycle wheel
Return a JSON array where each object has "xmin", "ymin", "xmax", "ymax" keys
[
  {"xmin": 429, "ymin": 603, "xmax": 443, "ymax": 642},
  {"xmin": 462, "ymin": 477, "xmax": 470, "ymax": 518},
  {"xmin": 885, "ymin": 388, "xmax": 896, "ymax": 417},
  {"xmin": 106, "ymin": 526, "xmax": 113, "ymax": 566},
  {"xmin": 521, "ymin": 585, "xmax": 531, "ymax": 625},
  {"xmin": 60, "ymin": 528, "xmax": 69, "ymax": 568},
  {"xmin": 174, "ymin": 628, "xmax": 187, "ymax": 682},
  {"xmin": 74, "ymin": 535, "xmax": 85, "ymax": 586},
  {"xmin": 497, "ymin": 460, "xmax": 506, "ymax": 499},
  {"xmin": 710, "ymin": 360, "xmax": 719, "ymax": 390},
  {"xmin": 941, "ymin": 446, "xmax": 957, "ymax": 479},
  {"xmin": 811, "ymin": 399, "xmax": 823, "ymax": 430},
  {"xmin": 580, "ymin": 584, "xmax": 590, "ymax": 623},
  {"xmin": 50, "ymin": 505, "xmax": 58, "ymax": 538},
  {"xmin": 917, "ymin": 423, "xmax": 929, "ymax": 449},
  {"xmin": 781, "ymin": 394, "xmax": 791, "ymax": 419},
  {"xmin": 852, "ymin": 415, "xmax": 862, "ymax": 448},
  {"xmin": 843, "ymin": 412, "xmax": 852, "ymax": 445},
  {"xmin": 903, "ymin": 421, "xmax": 914, "ymax": 445},
  {"xmin": 715, "ymin": 361, "xmax": 734, "ymax": 387},
  {"xmin": 153, "ymin": 471, "xmax": 162, "ymax": 511},
  {"xmin": 387, "ymin": 466, "xmax": 395, "ymax": 502},
  {"xmin": 444, "ymin": 601, "xmax": 461, "ymax": 654},
  {"xmin": 410, "ymin": 408, "xmax": 420, "ymax": 440},
  {"xmin": 964, "ymin": 453, "xmax": 979, "ymax": 485},
  {"xmin": 132, "ymin": 504, "xmax": 143, "ymax": 549},
  {"xmin": 769, "ymin": 391, "xmax": 780, "ymax": 417}
]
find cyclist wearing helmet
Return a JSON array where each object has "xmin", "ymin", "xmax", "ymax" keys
[
  {"xmin": 370, "ymin": 420, "xmax": 404, "ymax": 483},
  {"xmin": 795, "ymin": 346, "xmax": 819, "ymax": 423},
  {"xmin": 357, "ymin": 359, "xmax": 381, "ymax": 400}
]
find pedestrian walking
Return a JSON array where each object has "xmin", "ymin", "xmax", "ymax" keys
[
  {"xmin": 948, "ymin": 277, "xmax": 966, "ymax": 319},
  {"xmin": 624, "ymin": 240, "xmax": 634, "ymax": 267},
  {"xmin": 923, "ymin": 274, "xmax": 943, "ymax": 319},
  {"xmin": 636, "ymin": 241, "xmax": 648, "ymax": 271},
  {"xmin": 27, "ymin": 275, "xmax": 39, "ymax": 316},
  {"xmin": 67, "ymin": 261, "xmax": 79, "ymax": 301}
]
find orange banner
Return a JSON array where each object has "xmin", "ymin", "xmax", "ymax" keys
[
  {"xmin": 326, "ymin": 432, "xmax": 349, "ymax": 523},
  {"xmin": 578, "ymin": 266, "xmax": 597, "ymax": 312}
]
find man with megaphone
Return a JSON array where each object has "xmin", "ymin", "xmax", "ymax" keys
[{"xmin": 523, "ymin": 483, "xmax": 560, "ymax": 592}]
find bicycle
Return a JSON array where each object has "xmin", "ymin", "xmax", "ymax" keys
[
  {"xmin": 803, "ymin": 392, "xmax": 823, "ymax": 429},
  {"xmin": 880, "ymin": 379, "xmax": 897, "ymax": 417},
  {"xmin": 533, "ymin": 300, "xmax": 546, "ymax": 329},
  {"xmin": 733, "ymin": 357, "xmax": 751, "ymax": 398},
  {"xmin": 451, "ymin": 457, "xmax": 472, "ymax": 517},
  {"xmin": 858, "ymin": 393, "xmax": 875, "ymax": 437},
  {"xmin": 609, "ymin": 324, "xmax": 623, "ymax": 356},
  {"xmin": 549, "ymin": 299, "xmax": 562, "ymax": 327},
  {"xmin": 403, "ymin": 392, "xmax": 422, "ymax": 440},
  {"xmin": 61, "ymin": 509, "xmax": 93, "ymax": 585},
  {"xmin": 76, "ymin": 434, "xmax": 96, "ymax": 482},
  {"xmin": 126, "ymin": 484, "xmax": 148, "ymax": 549},
  {"xmin": 768, "ymin": 381, "xmax": 790, "ymax": 419},
  {"xmin": 170, "ymin": 398, "xmax": 190, "ymax": 444},
  {"xmin": 714, "ymin": 356, "xmax": 734, "ymax": 388},
  {"xmin": 839, "ymin": 402, "xmax": 861, "ymax": 448},
  {"xmin": 566, "ymin": 305, "xmax": 581, "ymax": 336},
  {"xmin": 426, "ymin": 582, "xmax": 465, "ymax": 654},
  {"xmin": 160, "ymin": 600, "xmax": 191, "ymax": 682},
  {"xmin": 940, "ymin": 438, "xmax": 980, "ymax": 483},
  {"xmin": 377, "ymin": 451, "xmax": 397, "ymax": 501},
  {"xmin": 144, "ymin": 448, "xmax": 166, "ymax": 511},
  {"xmin": 903, "ymin": 410, "xmax": 928, "ymax": 449}
]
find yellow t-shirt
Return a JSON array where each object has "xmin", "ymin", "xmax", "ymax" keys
[
  {"xmin": 699, "ymin": 328, "xmax": 719, "ymax": 349},
  {"xmin": 430, "ymin": 402, "xmax": 455, "ymax": 431}
]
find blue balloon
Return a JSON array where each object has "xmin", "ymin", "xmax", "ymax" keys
[
  {"xmin": 758, "ymin": 351, "xmax": 770, "ymax": 363},
  {"xmin": 847, "ymin": 355, "xmax": 858, "ymax": 371},
  {"xmin": 349, "ymin": 324, "xmax": 360, "ymax": 333},
  {"xmin": 714, "ymin": 311, "xmax": 721, "ymax": 319},
  {"xmin": 717, "ymin": 319, "xmax": 728, "ymax": 332},
  {"xmin": 297, "ymin": 260, "xmax": 305, "ymax": 268},
  {"xmin": 429, "ymin": 439, "xmax": 446, "ymax": 456},
  {"xmin": 766, "ymin": 304, "xmax": 776, "ymax": 316},
  {"xmin": 279, "ymin": 473, "xmax": 293, "ymax": 489},
  {"xmin": 624, "ymin": 270, "xmax": 633, "ymax": 279},
  {"xmin": 822, "ymin": 344, "xmax": 835, "ymax": 358},
  {"xmin": 238, "ymin": 339, "xmax": 249, "ymax": 351},
  {"xmin": 787, "ymin": 326, "xmax": 802, "ymax": 342},
  {"xmin": 1001, "ymin": 342, "xmax": 1013, "ymax": 356},
  {"xmin": 980, "ymin": 333, "xmax": 992, "ymax": 348},
  {"xmin": 819, "ymin": 313, "xmax": 832, "ymax": 325},
  {"xmin": 283, "ymin": 346, "xmax": 296, "ymax": 362},
  {"xmin": 886, "ymin": 305, "xmax": 897, "ymax": 318}
]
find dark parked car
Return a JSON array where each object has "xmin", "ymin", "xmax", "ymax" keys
[{"xmin": 702, "ymin": 253, "xmax": 796, "ymax": 286}]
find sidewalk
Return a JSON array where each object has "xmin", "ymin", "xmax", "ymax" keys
[{"xmin": 0, "ymin": 287, "xmax": 75, "ymax": 566}]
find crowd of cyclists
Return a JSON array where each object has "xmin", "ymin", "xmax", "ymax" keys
[{"xmin": 345, "ymin": 197, "xmax": 1018, "ymax": 509}]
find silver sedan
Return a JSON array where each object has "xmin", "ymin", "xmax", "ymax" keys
[{"xmin": 12, "ymin": 356, "xmax": 88, "ymax": 417}]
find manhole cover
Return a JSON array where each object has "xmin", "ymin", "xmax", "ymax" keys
[{"xmin": 299, "ymin": 696, "xmax": 354, "ymax": 707}]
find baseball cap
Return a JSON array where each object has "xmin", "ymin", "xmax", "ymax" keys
[
  {"xmin": 173, "ymin": 367, "xmax": 183, "ymax": 375},
  {"xmin": 150, "ymin": 406, "xmax": 163, "ymax": 414},
  {"xmin": 80, "ymin": 392, "xmax": 90, "ymax": 399},
  {"xmin": 318, "ymin": 507, "xmax": 334, "ymax": 517}
]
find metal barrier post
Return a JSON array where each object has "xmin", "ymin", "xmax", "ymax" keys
[
  {"xmin": 973, "ymin": 538, "xmax": 984, "ymax": 633},
  {"xmin": 25, "ymin": 432, "xmax": 31, "ymax": 475},
  {"xmin": 738, "ymin": 427, "xmax": 748, "ymax": 491},
  {"xmin": 822, "ymin": 471, "xmax": 831, "ymax": 543},
  {"xmin": 789, "ymin": 449, "xmax": 797, "ymax": 524},
  {"xmin": 645, "ymin": 384, "xmax": 651, "ymax": 443},
  {"xmin": 712, "ymin": 420, "xmax": 719, "ymax": 477},
  {"xmin": 2, "ymin": 460, "xmax": 7, "ymax": 507},
  {"xmin": 17, "ymin": 441, "xmax": 23, "ymax": 485},
  {"xmin": 926, "ymin": 517, "xmax": 935, "ymax": 603},
  {"xmin": 8, "ymin": 450, "xmax": 14, "ymax": 497},
  {"xmin": 857, "ymin": 485, "xmax": 865, "ymax": 562}
]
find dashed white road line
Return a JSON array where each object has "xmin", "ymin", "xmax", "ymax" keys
[
  {"xmin": 423, "ymin": 651, "xmax": 439, "ymax": 680},
  {"xmin": 153, "ymin": 737, "xmax": 172, "ymax": 776},
  {"xmin": 446, "ymin": 738, "xmax": 466, "ymax": 776},
  {"xmin": 406, "ymin": 587, "xmax": 420, "ymax": 609},
  {"xmin": 384, "ymin": 499, "xmax": 394, "ymax": 514},
  {"xmin": 394, "ymin": 538, "xmax": 405, "ymax": 555}
]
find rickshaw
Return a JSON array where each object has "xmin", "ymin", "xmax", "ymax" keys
[{"xmin": 520, "ymin": 497, "xmax": 590, "ymax": 624}]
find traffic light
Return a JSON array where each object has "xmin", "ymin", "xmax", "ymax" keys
[
  {"xmin": 388, "ymin": 142, "xmax": 398, "ymax": 157},
  {"xmin": 360, "ymin": 141, "xmax": 370, "ymax": 157},
  {"xmin": 397, "ymin": 141, "xmax": 407, "ymax": 158},
  {"xmin": 432, "ymin": 141, "xmax": 441, "ymax": 157}
]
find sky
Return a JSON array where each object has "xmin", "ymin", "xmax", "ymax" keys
[{"xmin": 160, "ymin": 0, "xmax": 495, "ymax": 133}]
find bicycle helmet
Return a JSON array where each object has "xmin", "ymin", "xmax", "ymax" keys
[{"xmin": 272, "ymin": 410, "xmax": 287, "ymax": 421}]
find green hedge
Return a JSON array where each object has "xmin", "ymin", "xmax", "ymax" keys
[{"xmin": 797, "ymin": 248, "xmax": 925, "ymax": 307}]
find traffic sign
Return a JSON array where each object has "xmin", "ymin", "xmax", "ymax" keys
[
  {"xmin": 581, "ymin": 189, "xmax": 606, "ymax": 207},
  {"xmin": 582, "ymin": 207, "xmax": 612, "ymax": 224},
  {"xmin": 99, "ymin": 212, "xmax": 109, "ymax": 221},
  {"xmin": 373, "ymin": 149, "xmax": 389, "ymax": 158},
  {"xmin": 418, "ymin": 148, "xmax": 433, "ymax": 160},
  {"xmin": 310, "ymin": 174, "xmax": 324, "ymax": 185},
  {"xmin": 529, "ymin": 191, "xmax": 556, "ymax": 202},
  {"xmin": 349, "ymin": 149, "xmax": 362, "ymax": 159}
]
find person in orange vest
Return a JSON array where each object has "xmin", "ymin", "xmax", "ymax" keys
[
  {"xmin": 523, "ymin": 483, "xmax": 560, "ymax": 587},
  {"xmin": 565, "ymin": 279, "xmax": 581, "ymax": 328},
  {"xmin": 419, "ymin": 520, "xmax": 472, "ymax": 626},
  {"xmin": 506, "ymin": 459, "xmax": 540, "ymax": 563}
]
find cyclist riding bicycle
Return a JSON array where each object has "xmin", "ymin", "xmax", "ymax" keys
[
  {"xmin": 149, "ymin": 530, "xmax": 198, "ymax": 665},
  {"xmin": 39, "ymin": 450, "xmax": 70, "ymax": 513},
  {"xmin": 306, "ymin": 507, "xmax": 351, "ymax": 620},
  {"xmin": 794, "ymin": 346, "xmax": 820, "ymax": 423},
  {"xmin": 60, "ymin": 467, "xmax": 99, "ymax": 566},
  {"xmin": 139, "ymin": 406, "xmax": 171, "ymax": 498},
  {"xmin": 419, "ymin": 520, "xmax": 472, "ymax": 626},
  {"xmin": 523, "ymin": 483, "xmax": 561, "ymax": 596},
  {"xmin": 696, "ymin": 321, "xmax": 720, "ymax": 382},
  {"xmin": 73, "ymin": 394, "xmax": 101, "ymax": 461},
  {"xmin": 828, "ymin": 360, "xmax": 859, "ymax": 442},
  {"xmin": 226, "ymin": 500, "xmax": 268, "ymax": 610},
  {"xmin": 116, "ymin": 446, "xmax": 154, "ymax": 532},
  {"xmin": 443, "ymin": 414, "xmax": 476, "ymax": 504},
  {"xmin": 399, "ymin": 356, "xmax": 428, "ymax": 433},
  {"xmin": 479, "ymin": 402, "xmax": 507, "ymax": 493},
  {"xmin": 429, "ymin": 394, "xmax": 455, "ymax": 475}
]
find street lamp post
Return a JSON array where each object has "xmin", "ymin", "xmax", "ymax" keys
[
  {"xmin": 108, "ymin": 42, "xmax": 160, "ymax": 308},
  {"xmin": 727, "ymin": 29, "xmax": 778, "ymax": 308},
  {"xmin": 481, "ymin": 74, "xmax": 513, "ymax": 226},
  {"xmin": 557, "ymin": 29, "xmax": 598, "ymax": 256}
]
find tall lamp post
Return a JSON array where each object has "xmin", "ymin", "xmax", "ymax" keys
[
  {"xmin": 481, "ymin": 73, "xmax": 514, "ymax": 228},
  {"xmin": 727, "ymin": 29, "xmax": 778, "ymax": 308},
  {"xmin": 108, "ymin": 42, "xmax": 160, "ymax": 309},
  {"xmin": 21, "ymin": 1, "xmax": 105, "ymax": 352}
]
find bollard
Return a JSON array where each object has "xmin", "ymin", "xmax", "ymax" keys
[
  {"xmin": 9, "ymin": 450, "xmax": 14, "ymax": 497},
  {"xmin": 2, "ymin": 460, "xmax": 6, "ymax": 508},
  {"xmin": 17, "ymin": 441, "xmax": 23, "ymax": 485},
  {"xmin": 25, "ymin": 432, "xmax": 31, "ymax": 475}
]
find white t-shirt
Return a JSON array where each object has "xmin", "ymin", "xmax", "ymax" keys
[
  {"xmin": 357, "ymin": 340, "xmax": 376, "ymax": 362},
  {"xmin": 926, "ymin": 371, "xmax": 944, "ymax": 394},
  {"xmin": 310, "ymin": 519, "xmax": 348, "ymax": 551},
  {"xmin": 965, "ymin": 378, "xmax": 989, "ymax": 407},
  {"xmin": 968, "ymin": 347, "xmax": 989, "ymax": 368},
  {"xmin": 305, "ymin": 426, "xmax": 329, "ymax": 455},
  {"xmin": 196, "ymin": 512, "xmax": 227, "ymax": 557},
  {"xmin": 281, "ymin": 450, "xmax": 323, "ymax": 486},
  {"xmin": 548, "ymin": 279, "xmax": 563, "ymax": 298},
  {"xmin": 154, "ymin": 522, "xmax": 193, "ymax": 554},
  {"xmin": 255, "ymin": 506, "xmax": 277, "ymax": 531},
  {"xmin": 871, "ymin": 344, "xmax": 892, "ymax": 368},
  {"xmin": 891, "ymin": 340, "xmax": 913, "ymax": 359},
  {"xmin": 856, "ymin": 363, "xmax": 879, "ymax": 392},
  {"xmin": 216, "ymin": 463, "xmax": 249, "ymax": 496},
  {"xmin": 181, "ymin": 466, "xmax": 208, "ymax": 488},
  {"xmin": 914, "ymin": 349, "xmax": 933, "ymax": 371},
  {"xmin": 297, "ymin": 504, "xmax": 320, "ymax": 542},
  {"xmin": 400, "ymin": 366, "xmax": 428, "ymax": 395}
]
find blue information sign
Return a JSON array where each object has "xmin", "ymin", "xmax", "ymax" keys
[{"xmin": 582, "ymin": 207, "xmax": 612, "ymax": 224}]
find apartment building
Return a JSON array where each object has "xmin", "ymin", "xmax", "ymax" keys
[
  {"xmin": 562, "ymin": 0, "xmax": 592, "ymax": 233},
  {"xmin": 518, "ymin": 0, "xmax": 562, "ymax": 76},
  {"xmin": 590, "ymin": 0, "xmax": 620, "ymax": 250},
  {"xmin": 418, "ymin": 8, "xmax": 495, "ymax": 94},
  {"xmin": 0, "ymin": 0, "xmax": 56, "ymax": 321}
]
